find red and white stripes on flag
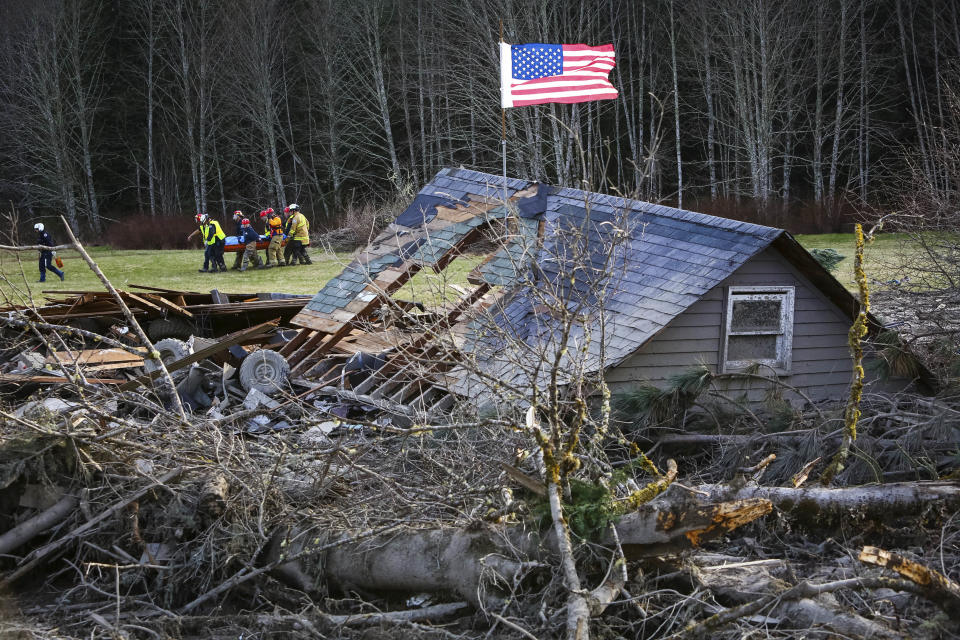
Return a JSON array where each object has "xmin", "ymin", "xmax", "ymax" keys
[{"xmin": 500, "ymin": 42, "xmax": 618, "ymax": 108}]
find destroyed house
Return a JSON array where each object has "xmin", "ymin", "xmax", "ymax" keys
[{"xmin": 282, "ymin": 168, "xmax": 906, "ymax": 412}]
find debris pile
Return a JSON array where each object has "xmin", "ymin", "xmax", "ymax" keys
[
  {"xmin": 0, "ymin": 285, "xmax": 958, "ymax": 639},
  {"xmin": 0, "ymin": 284, "xmax": 312, "ymax": 341}
]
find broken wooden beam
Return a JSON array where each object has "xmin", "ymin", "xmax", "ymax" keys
[
  {"xmin": 143, "ymin": 293, "xmax": 194, "ymax": 318},
  {"xmin": 117, "ymin": 290, "xmax": 164, "ymax": 314}
]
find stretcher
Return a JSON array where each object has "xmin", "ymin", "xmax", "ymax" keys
[{"xmin": 223, "ymin": 235, "xmax": 287, "ymax": 252}]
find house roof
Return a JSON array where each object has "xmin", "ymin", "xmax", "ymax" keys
[{"xmin": 291, "ymin": 168, "xmax": 878, "ymax": 396}]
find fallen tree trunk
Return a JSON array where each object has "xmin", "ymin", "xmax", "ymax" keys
[
  {"xmin": 654, "ymin": 433, "xmax": 956, "ymax": 451},
  {"xmin": 265, "ymin": 495, "xmax": 772, "ymax": 607},
  {"xmin": 0, "ymin": 494, "xmax": 78, "ymax": 556},
  {"xmin": 694, "ymin": 481, "xmax": 960, "ymax": 523}
]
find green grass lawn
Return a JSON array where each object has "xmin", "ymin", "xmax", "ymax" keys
[
  {"xmin": 0, "ymin": 247, "xmax": 356, "ymax": 306},
  {"xmin": 0, "ymin": 233, "xmax": 921, "ymax": 307},
  {"xmin": 794, "ymin": 232, "xmax": 918, "ymax": 290}
]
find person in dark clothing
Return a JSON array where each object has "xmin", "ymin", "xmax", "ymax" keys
[
  {"xmin": 237, "ymin": 218, "xmax": 263, "ymax": 271},
  {"xmin": 231, "ymin": 210, "xmax": 245, "ymax": 270},
  {"xmin": 34, "ymin": 223, "xmax": 64, "ymax": 282},
  {"xmin": 186, "ymin": 213, "xmax": 227, "ymax": 272}
]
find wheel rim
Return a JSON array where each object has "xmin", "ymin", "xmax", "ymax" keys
[{"xmin": 253, "ymin": 360, "xmax": 278, "ymax": 381}]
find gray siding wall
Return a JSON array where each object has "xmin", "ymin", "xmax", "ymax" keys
[{"xmin": 606, "ymin": 247, "xmax": 857, "ymax": 405}]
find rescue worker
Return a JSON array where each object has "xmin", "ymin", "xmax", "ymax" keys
[
  {"xmin": 186, "ymin": 213, "xmax": 227, "ymax": 272},
  {"xmin": 281, "ymin": 206, "xmax": 296, "ymax": 266},
  {"xmin": 230, "ymin": 210, "xmax": 245, "ymax": 270},
  {"xmin": 237, "ymin": 218, "xmax": 263, "ymax": 272},
  {"xmin": 34, "ymin": 223, "xmax": 64, "ymax": 282},
  {"xmin": 260, "ymin": 208, "xmax": 284, "ymax": 268},
  {"xmin": 287, "ymin": 203, "xmax": 312, "ymax": 265}
]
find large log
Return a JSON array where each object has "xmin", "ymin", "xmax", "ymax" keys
[
  {"xmin": 694, "ymin": 481, "xmax": 960, "ymax": 523},
  {"xmin": 0, "ymin": 494, "xmax": 78, "ymax": 556},
  {"xmin": 265, "ymin": 495, "xmax": 772, "ymax": 606}
]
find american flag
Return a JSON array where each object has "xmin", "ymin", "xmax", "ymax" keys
[{"xmin": 500, "ymin": 43, "xmax": 617, "ymax": 108}]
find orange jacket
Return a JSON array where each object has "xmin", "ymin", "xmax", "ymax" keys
[{"xmin": 267, "ymin": 215, "xmax": 284, "ymax": 237}]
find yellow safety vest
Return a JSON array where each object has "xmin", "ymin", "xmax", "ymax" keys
[{"xmin": 202, "ymin": 220, "xmax": 225, "ymax": 245}]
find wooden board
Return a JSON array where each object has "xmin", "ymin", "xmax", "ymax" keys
[
  {"xmin": 290, "ymin": 309, "xmax": 345, "ymax": 334},
  {"xmin": 118, "ymin": 291, "xmax": 164, "ymax": 314},
  {"xmin": 48, "ymin": 349, "xmax": 145, "ymax": 366},
  {"xmin": 0, "ymin": 374, "xmax": 127, "ymax": 385},
  {"xmin": 143, "ymin": 294, "xmax": 194, "ymax": 318}
]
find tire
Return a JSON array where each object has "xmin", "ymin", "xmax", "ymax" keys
[
  {"xmin": 238, "ymin": 349, "xmax": 290, "ymax": 395},
  {"xmin": 144, "ymin": 338, "xmax": 191, "ymax": 378},
  {"xmin": 147, "ymin": 317, "xmax": 195, "ymax": 341}
]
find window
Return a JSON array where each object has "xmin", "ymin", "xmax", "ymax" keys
[{"xmin": 722, "ymin": 287, "xmax": 795, "ymax": 373}]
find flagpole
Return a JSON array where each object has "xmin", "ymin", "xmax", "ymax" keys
[{"xmin": 500, "ymin": 20, "xmax": 507, "ymax": 206}]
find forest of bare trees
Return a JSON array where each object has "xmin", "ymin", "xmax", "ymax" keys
[{"xmin": 0, "ymin": 0, "xmax": 957, "ymax": 236}]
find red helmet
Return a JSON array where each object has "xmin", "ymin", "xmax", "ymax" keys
[
  {"xmin": 241, "ymin": 218, "xmax": 250, "ymax": 226},
  {"xmin": 259, "ymin": 210, "xmax": 268, "ymax": 218},
  {"xmin": 266, "ymin": 208, "xmax": 274, "ymax": 215},
  {"xmin": 283, "ymin": 206, "xmax": 290, "ymax": 213},
  {"xmin": 195, "ymin": 213, "xmax": 204, "ymax": 223}
]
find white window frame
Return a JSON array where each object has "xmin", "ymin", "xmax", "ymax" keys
[{"xmin": 721, "ymin": 286, "xmax": 795, "ymax": 374}]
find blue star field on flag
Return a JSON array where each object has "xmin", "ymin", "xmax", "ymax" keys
[{"xmin": 511, "ymin": 44, "xmax": 563, "ymax": 80}]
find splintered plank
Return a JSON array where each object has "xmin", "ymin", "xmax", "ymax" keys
[
  {"xmin": 859, "ymin": 546, "xmax": 960, "ymax": 608},
  {"xmin": 143, "ymin": 294, "xmax": 194, "ymax": 318},
  {"xmin": 118, "ymin": 291, "xmax": 164, "ymax": 314}
]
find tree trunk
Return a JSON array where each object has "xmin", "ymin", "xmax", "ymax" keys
[
  {"xmin": 696, "ymin": 481, "xmax": 960, "ymax": 522},
  {"xmin": 827, "ymin": 0, "xmax": 849, "ymax": 205},
  {"xmin": 146, "ymin": 7, "xmax": 156, "ymax": 218},
  {"xmin": 703, "ymin": 27, "xmax": 718, "ymax": 201},
  {"xmin": 669, "ymin": 0, "xmax": 682, "ymax": 208},
  {"xmin": 266, "ymin": 495, "xmax": 772, "ymax": 608}
]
